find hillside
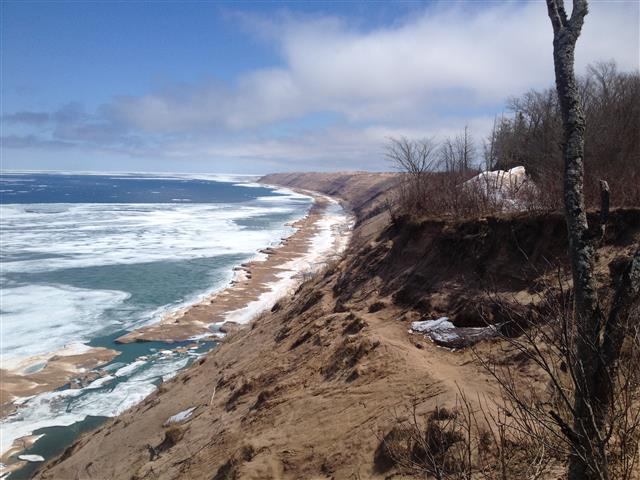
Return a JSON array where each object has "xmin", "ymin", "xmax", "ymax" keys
[
  {"xmin": 35, "ymin": 173, "xmax": 640, "ymax": 479},
  {"xmin": 260, "ymin": 172, "xmax": 398, "ymax": 218}
]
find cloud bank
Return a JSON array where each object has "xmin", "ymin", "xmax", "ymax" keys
[{"xmin": 3, "ymin": 1, "xmax": 638, "ymax": 172}]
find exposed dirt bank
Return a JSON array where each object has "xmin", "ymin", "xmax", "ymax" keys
[{"xmin": 34, "ymin": 173, "xmax": 639, "ymax": 480}]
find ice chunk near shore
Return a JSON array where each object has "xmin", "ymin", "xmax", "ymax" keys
[
  {"xmin": 85, "ymin": 374, "xmax": 115, "ymax": 389},
  {"xmin": 411, "ymin": 318, "xmax": 498, "ymax": 349},
  {"xmin": 164, "ymin": 406, "xmax": 196, "ymax": 426},
  {"xmin": 18, "ymin": 455, "xmax": 44, "ymax": 462},
  {"xmin": 114, "ymin": 360, "xmax": 146, "ymax": 377}
]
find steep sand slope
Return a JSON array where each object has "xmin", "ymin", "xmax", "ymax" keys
[
  {"xmin": 260, "ymin": 172, "xmax": 398, "ymax": 218},
  {"xmin": 35, "ymin": 173, "xmax": 640, "ymax": 479}
]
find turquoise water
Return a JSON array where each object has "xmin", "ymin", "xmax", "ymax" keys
[{"xmin": 0, "ymin": 173, "xmax": 313, "ymax": 476}]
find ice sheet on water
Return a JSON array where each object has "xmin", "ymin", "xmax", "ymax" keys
[
  {"xmin": 0, "ymin": 202, "xmax": 307, "ymax": 274},
  {"xmin": 0, "ymin": 354, "xmax": 190, "ymax": 455},
  {"xmin": 0, "ymin": 285, "xmax": 129, "ymax": 364}
]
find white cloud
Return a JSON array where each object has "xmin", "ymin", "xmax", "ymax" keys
[
  {"xmin": 109, "ymin": 1, "xmax": 638, "ymax": 135},
  {"xmin": 4, "ymin": 1, "xmax": 638, "ymax": 171}
]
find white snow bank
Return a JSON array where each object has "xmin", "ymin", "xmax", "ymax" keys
[
  {"xmin": 411, "ymin": 317, "xmax": 499, "ymax": 348},
  {"xmin": 410, "ymin": 317, "xmax": 458, "ymax": 343},
  {"xmin": 464, "ymin": 166, "xmax": 535, "ymax": 210},
  {"xmin": 411, "ymin": 317, "xmax": 454, "ymax": 332},
  {"xmin": 164, "ymin": 406, "xmax": 196, "ymax": 426}
]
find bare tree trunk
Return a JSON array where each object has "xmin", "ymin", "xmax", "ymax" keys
[{"xmin": 545, "ymin": 1, "xmax": 609, "ymax": 478}]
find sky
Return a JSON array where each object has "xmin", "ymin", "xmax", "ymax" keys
[{"xmin": 1, "ymin": 0, "xmax": 639, "ymax": 174}]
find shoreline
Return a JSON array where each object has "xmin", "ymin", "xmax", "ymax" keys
[
  {"xmin": 0, "ymin": 186, "xmax": 353, "ymax": 476},
  {"xmin": 114, "ymin": 189, "xmax": 352, "ymax": 343},
  {"xmin": 28, "ymin": 172, "xmax": 418, "ymax": 480}
]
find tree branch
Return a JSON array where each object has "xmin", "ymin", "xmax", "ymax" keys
[
  {"xmin": 569, "ymin": 0, "xmax": 589, "ymax": 35},
  {"xmin": 546, "ymin": 0, "xmax": 567, "ymax": 33},
  {"xmin": 550, "ymin": 409, "xmax": 581, "ymax": 445},
  {"xmin": 602, "ymin": 248, "xmax": 640, "ymax": 377}
]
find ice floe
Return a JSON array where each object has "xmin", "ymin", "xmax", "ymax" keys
[
  {"xmin": 17, "ymin": 455, "xmax": 44, "ymax": 462},
  {"xmin": 114, "ymin": 360, "xmax": 146, "ymax": 377}
]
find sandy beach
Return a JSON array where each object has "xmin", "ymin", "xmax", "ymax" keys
[
  {"xmin": 115, "ymin": 191, "xmax": 352, "ymax": 343},
  {"xmin": 0, "ymin": 187, "xmax": 353, "ymax": 475}
]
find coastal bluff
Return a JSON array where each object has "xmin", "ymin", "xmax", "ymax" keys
[
  {"xmin": 34, "ymin": 173, "xmax": 640, "ymax": 480},
  {"xmin": 259, "ymin": 172, "xmax": 398, "ymax": 216}
]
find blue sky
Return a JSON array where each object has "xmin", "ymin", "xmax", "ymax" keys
[{"xmin": 2, "ymin": 0, "xmax": 639, "ymax": 174}]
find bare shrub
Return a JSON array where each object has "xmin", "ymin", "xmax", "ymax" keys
[
  {"xmin": 376, "ymin": 389, "xmax": 560, "ymax": 479},
  {"xmin": 386, "ymin": 131, "xmax": 546, "ymax": 220},
  {"xmin": 475, "ymin": 268, "xmax": 640, "ymax": 480}
]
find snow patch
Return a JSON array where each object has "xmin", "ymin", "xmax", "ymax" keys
[
  {"xmin": 464, "ymin": 166, "xmax": 535, "ymax": 211},
  {"xmin": 411, "ymin": 318, "xmax": 499, "ymax": 348},
  {"xmin": 164, "ymin": 406, "xmax": 197, "ymax": 426}
]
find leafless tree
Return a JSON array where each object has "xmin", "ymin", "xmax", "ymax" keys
[
  {"xmin": 546, "ymin": 1, "xmax": 640, "ymax": 478},
  {"xmin": 475, "ymin": 270, "xmax": 640, "ymax": 478},
  {"xmin": 387, "ymin": 136, "xmax": 439, "ymax": 179},
  {"xmin": 483, "ymin": 117, "xmax": 500, "ymax": 172},
  {"xmin": 441, "ymin": 126, "xmax": 476, "ymax": 174},
  {"xmin": 486, "ymin": 62, "xmax": 639, "ymax": 208},
  {"xmin": 386, "ymin": 136, "xmax": 440, "ymax": 216}
]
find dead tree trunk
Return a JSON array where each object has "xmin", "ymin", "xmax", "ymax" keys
[
  {"xmin": 547, "ymin": 0, "xmax": 604, "ymax": 478},
  {"xmin": 546, "ymin": 1, "xmax": 640, "ymax": 479}
]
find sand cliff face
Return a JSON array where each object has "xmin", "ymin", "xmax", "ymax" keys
[
  {"xmin": 35, "ymin": 173, "xmax": 640, "ymax": 480},
  {"xmin": 259, "ymin": 172, "xmax": 398, "ymax": 217}
]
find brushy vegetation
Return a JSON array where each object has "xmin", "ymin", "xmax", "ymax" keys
[
  {"xmin": 388, "ymin": 61, "xmax": 639, "ymax": 220},
  {"xmin": 487, "ymin": 61, "xmax": 639, "ymax": 209},
  {"xmin": 383, "ymin": 58, "xmax": 639, "ymax": 478}
]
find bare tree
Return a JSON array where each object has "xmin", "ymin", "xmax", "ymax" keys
[
  {"xmin": 546, "ymin": 1, "xmax": 640, "ymax": 478},
  {"xmin": 483, "ymin": 117, "xmax": 500, "ymax": 172},
  {"xmin": 387, "ymin": 136, "xmax": 439, "ymax": 179},
  {"xmin": 441, "ymin": 126, "xmax": 475, "ymax": 173},
  {"xmin": 386, "ymin": 136, "xmax": 439, "ymax": 216}
]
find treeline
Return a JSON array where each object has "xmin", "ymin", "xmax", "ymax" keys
[
  {"xmin": 389, "ymin": 61, "xmax": 640, "ymax": 218},
  {"xmin": 486, "ymin": 61, "xmax": 640, "ymax": 209}
]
